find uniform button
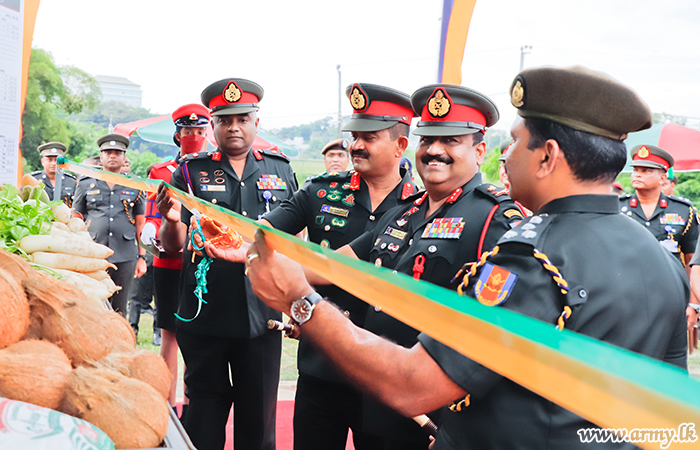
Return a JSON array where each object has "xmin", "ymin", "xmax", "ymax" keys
[
  {"xmin": 579, "ymin": 289, "xmax": 588, "ymax": 298},
  {"xmin": 428, "ymin": 245, "xmax": 437, "ymax": 253},
  {"xmin": 343, "ymin": 310, "xmax": 351, "ymax": 317},
  {"xmin": 242, "ymin": 211, "xmax": 247, "ymax": 216},
  {"xmin": 240, "ymin": 182, "xmax": 245, "ymax": 187},
  {"xmin": 645, "ymin": 222, "xmax": 650, "ymax": 226},
  {"xmin": 408, "ymin": 239, "xmax": 413, "ymax": 245},
  {"xmin": 325, "ymin": 225, "xmax": 330, "ymax": 231},
  {"xmin": 110, "ymin": 205, "xmax": 114, "ymax": 208},
  {"xmin": 109, "ymin": 218, "xmax": 113, "ymax": 221},
  {"xmin": 369, "ymin": 215, "xmax": 375, "ymax": 221},
  {"xmin": 91, "ymin": 198, "xmax": 96, "ymax": 202},
  {"xmin": 212, "ymin": 199, "xmax": 217, "ymax": 204},
  {"xmin": 374, "ymin": 306, "xmax": 382, "ymax": 312},
  {"xmin": 111, "ymin": 191, "xmax": 114, "ymax": 195},
  {"xmin": 272, "ymin": 196, "xmax": 277, "ymax": 202},
  {"xmin": 109, "ymin": 232, "xmax": 113, "ymax": 236}
]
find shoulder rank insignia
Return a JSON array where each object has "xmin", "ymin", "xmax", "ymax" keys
[
  {"xmin": 401, "ymin": 182, "xmax": 414, "ymax": 200},
  {"xmin": 422, "ymin": 217, "xmax": 465, "ymax": 239},
  {"xmin": 630, "ymin": 198, "xmax": 638, "ymax": 207},
  {"xmin": 503, "ymin": 208, "xmax": 523, "ymax": 219},
  {"xmin": 660, "ymin": 199, "xmax": 668, "ymax": 208},
  {"xmin": 474, "ymin": 262, "xmax": 517, "ymax": 306},
  {"xmin": 349, "ymin": 171, "xmax": 361, "ymax": 190},
  {"xmin": 257, "ymin": 174, "xmax": 287, "ymax": 190}
]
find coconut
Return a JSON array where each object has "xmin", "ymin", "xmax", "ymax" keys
[
  {"xmin": 60, "ymin": 366, "xmax": 169, "ymax": 449},
  {"xmin": 98, "ymin": 350, "xmax": 172, "ymax": 400},
  {"xmin": 23, "ymin": 274, "xmax": 136, "ymax": 366},
  {"xmin": 0, "ymin": 249, "xmax": 33, "ymax": 284},
  {"xmin": 0, "ymin": 339, "xmax": 72, "ymax": 409},
  {"xmin": 0, "ymin": 267, "xmax": 30, "ymax": 348}
]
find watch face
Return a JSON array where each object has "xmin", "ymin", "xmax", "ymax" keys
[{"xmin": 292, "ymin": 299, "xmax": 312, "ymax": 323}]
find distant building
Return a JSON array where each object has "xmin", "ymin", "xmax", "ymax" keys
[{"xmin": 95, "ymin": 75, "xmax": 142, "ymax": 107}]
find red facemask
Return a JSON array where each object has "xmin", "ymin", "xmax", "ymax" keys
[{"xmin": 180, "ymin": 134, "xmax": 207, "ymax": 155}]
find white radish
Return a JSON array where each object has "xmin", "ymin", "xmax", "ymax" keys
[
  {"xmin": 51, "ymin": 268, "xmax": 114, "ymax": 294},
  {"xmin": 51, "ymin": 203, "xmax": 72, "ymax": 223},
  {"xmin": 19, "ymin": 234, "xmax": 113, "ymax": 259},
  {"xmin": 72, "ymin": 230, "xmax": 93, "ymax": 241},
  {"xmin": 30, "ymin": 251, "xmax": 116, "ymax": 273},
  {"xmin": 100, "ymin": 277, "xmax": 121, "ymax": 293},
  {"xmin": 67, "ymin": 217, "xmax": 87, "ymax": 232},
  {"xmin": 81, "ymin": 270, "xmax": 110, "ymax": 281}
]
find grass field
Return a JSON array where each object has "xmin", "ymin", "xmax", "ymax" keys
[{"xmin": 135, "ymin": 312, "xmax": 300, "ymax": 382}]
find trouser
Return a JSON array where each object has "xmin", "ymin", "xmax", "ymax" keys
[
  {"xmin": 177, "ymin": 328, "xmax": 281, "ymax": 450},
  {"xmin": 128, "ymin": 254, "xmax": 155, "ymax": 331},
  {"xmin": 293, "ymin": 373, "xmax": 383, "ymax": 450},
  {"xmin": 107, "ymin": 259, "xmax": 137, "ymax": 317}
]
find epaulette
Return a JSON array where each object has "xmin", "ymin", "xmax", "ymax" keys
[
  {"xmin": 151, "ymin": 159, "xmax": 176, "ymax": 170},
  {"xmin": 259, "ymin": 148, "xmax": 290, "ymax": 162},
  {"xmin": 62, "ymin": 172, "xmax": 76, "ymax": 179},
  {"xmin": 30, "ymin": 170, "xmax": 43, "ymax": 176},
  {"xmin": 475, "ymin": 184, "xmax": 512, "ymax": 203},
  {"xmin": 669, "ymin": 195, "xmax": 693, "ymax": 206},
  {"xmin": 497, "ymin": 213, "xmax": 554, "ymax": 247},
  {"xmin": 180, "ymin": 151, "xmax": 212, "ymax": 162},
  {"xmin": 403, "ymin": 189, "xmax": 427, "ymax": 203},
  {"xmin": 312, "ymin": 170, "xmax": 352, "ymax": 181},
  {"xmin": 620, "ymin": 193, "xmax": 632, "ymax": 200},
  {"xmin": 77, "ymin": 175, "xmax": 94, "ymax": 182}
]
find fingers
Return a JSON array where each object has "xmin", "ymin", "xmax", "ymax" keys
[{"xmin": 252, "ymin": 229, "xmax": 272, "ymax": 260}]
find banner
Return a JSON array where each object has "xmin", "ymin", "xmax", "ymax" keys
[
  {"xmin": 438, "ymin": 0, "xmax": 478, "ymax": 84},
  {"xmin": 57, "ymin": 160, "xmax": 700, "ymax": 448}
]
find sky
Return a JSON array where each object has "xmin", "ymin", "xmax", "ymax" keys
[{"xmin": 31, "ymin": 0, "xmax": 700, "ymax": 134}]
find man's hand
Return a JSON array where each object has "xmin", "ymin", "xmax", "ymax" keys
[
  {"xmin": 155, "ymin": 183, "xmax": 181, "ymax": 223},
  {"xmin": 247, "ymin": 229, "xmax": 314, "ymax": 315},
  {"xmin": 187, "ymin": 216, "xmax": 249, "ymax": 262},
  {"xmin": 134, "ymin": 257, "xmax": 147, "ymax": 278},
  {"xmin": 688, "ymin": 306, "xmax": 699, "ymax": 336}
]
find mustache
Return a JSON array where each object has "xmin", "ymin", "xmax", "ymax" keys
[
  {"xmin": 421, "ymin": 154, "xmax": 453, "ymax": 165},
  {"xmin": 351, "ymin": 149, "xmax": 370, "ymax": 158}
]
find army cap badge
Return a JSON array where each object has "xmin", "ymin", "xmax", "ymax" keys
[
  {"xmin": 411, "ymin": 84, "xmax": 499, "ymax": 137},
  {"xmin": 342, "ymin": 83, "xmax": 414, "ymax": 133},
  {"xmin": 97, "ymin": 133, "xmax": 130, "ymax": 152},
  {"xmin": 201, "ymin": 78, "xmax": 264, "ymax": 116},
  {"xmin": 630, "ymin": 144, "xmax": 674, "ymax": 171}
]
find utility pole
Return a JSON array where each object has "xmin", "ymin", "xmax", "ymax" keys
[
  {"xmin": 337, "ymin": 65, "xmax": 342, "ymax": 138},
  {"xmin": 520, "ymin": 45, "xmax": 532, "ymax": 71}
]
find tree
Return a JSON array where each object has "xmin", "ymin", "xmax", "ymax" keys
[{"xmin": 20, "ymin": 49, "xmax": 100, "ymax": 171}]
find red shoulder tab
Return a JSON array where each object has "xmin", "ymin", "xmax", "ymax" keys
[
  {"xmin": 660, "ymin": 199, "xmax": 668, "ymax": 208},
  {"xmin": 211, "ymin": 152, "xmax": 222, "ymax": 161},
  {"xmin": 415, "ymin": 192, "xmax": 428, "ymax": 205},
  {"xmin": 494, "ymin": 189, "xmax": 509, "ymax": 197},
  {"xmin": 630, "ymin": 198, "xmax": 638, "ymax": 207},
  {"xmin": 487, "ymin": 185, "xmax": 497, "ymax": 191},
  {"xmin": 446, "ymin": 188, "xmax": 463, "ymax": 203},
  {"xmin": 350, "ymin": 171, "xmax": 361, "ymax": 190},
  {"xmin": 252, "ymin": 149, "xmax": 263, "ymax": 161},
  {"xmin": 401, "ymin": 182, "xmax": 414, "ymax": 200}
]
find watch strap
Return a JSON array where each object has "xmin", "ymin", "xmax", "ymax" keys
[{"xmin": 304, "ymin": 291, "xmax": 323, "ymax": 306}]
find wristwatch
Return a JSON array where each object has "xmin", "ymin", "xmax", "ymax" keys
[
  {"xmin": 689, "ymin": 303, "xmax": 700, "ymax": 314},
  {"xmin": 138, "ymin": 254, "xmax": 147, "ymax": 261},
  {"xmin": 290, "ymin": 292, "xmax": 323, "ymax": 325}
]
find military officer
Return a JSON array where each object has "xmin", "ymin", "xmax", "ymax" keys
[
  {"xmin": 244, "ymin": 65, "xmax": 689, "ymax": 449},
  {"xmin": 322, "ymin": 138, "xmax": 351, "ymax": 173},
  {"xmin": 156, "ymin": 78, "xmax": 297, "ymax": 450},
  {"xmin": 620, "ymin": 144, "xmax": 698, "ymax": 267},
  {"xmin": 72, "ymin": 134, "xmax": 147, "ymax": 316},
  {"xmin": 342, "ymin": 84, "xmax": 524, "ymax": 449},
  {"xmin": 31, "ymin": 142, "xmax": 77, "ymax": 206}
]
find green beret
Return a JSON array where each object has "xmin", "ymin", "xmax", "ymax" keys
[
  {"xmin": 509, "ymin": 65, "xmax": 652, "ymax": 140},
  {"xmin": 630, "ymin": 144, "xmax": 674, "ymax": 171},
  {"xmin": 201, "ymin": 78, "xmax": 264, "ymax": 116},
  {"xmin": 411, "ymin": 84, "xmax": 498, "ymax": 137},
  {"xmin": 97, "ymin": 134, "xmax": 130, "ymax": 152},
  {"xmin": 38, "ymin": 142, "xmax": 67, "ymax": 157},
  {"xmin": 322, "ymin": 138, "xmax": 350, "ymax": 155}
]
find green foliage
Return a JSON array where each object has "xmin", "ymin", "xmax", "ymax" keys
[
  {"xmin": 0, "ymin": 184, "xmax": 59, "ymax": 256},
  {"xmin": 71, "ymin": 101, "xmax": 158, "ymax": 129},
  {"xmin": 21, "ymin": 49, "xmax": 101, "ymax": 172},
  {"xmin": 674, "ymin": 173, "xmax": 700, "ymax": 204},
  {"xmin": 129, "ymin": 151, "xmax": 162, "ymax": 178},
  {"xmin": 481, "ymin": 146, "xmax": 503, "ymax": 185}
]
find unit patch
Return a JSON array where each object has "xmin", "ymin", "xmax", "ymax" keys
[
  {"xmin": 321, "ymin": 204, "xmax": 350, "ymax": 217},
  {"xmin": 257, "ymin": 175, "xmax": 287, "ymax": 190},
  {"xmin": 326, "ymin": 190, "xmax": 342, "ymax": 201},
  {"xmin": 474, "ymin": 262, "xmax": 517, "ymax": 306},
  {"xmin": 421, "ymin": 217, "xmax": 465, "ymax": 239}
]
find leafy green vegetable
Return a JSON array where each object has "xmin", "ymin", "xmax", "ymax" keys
[{"xmin": 0, "ymin": 184, "xmax": 60, "ymax": 257}]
